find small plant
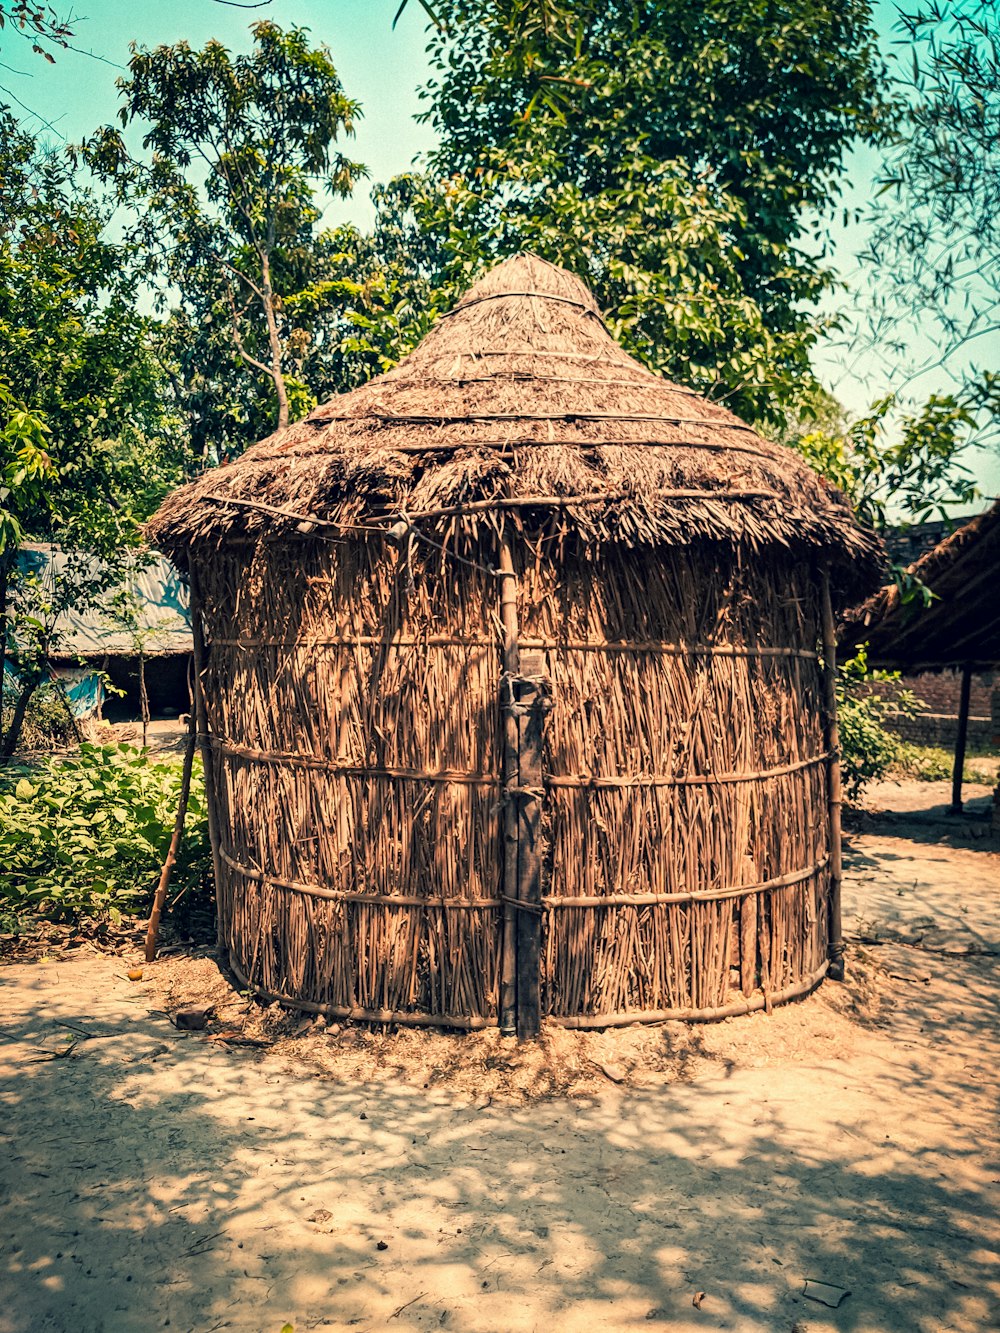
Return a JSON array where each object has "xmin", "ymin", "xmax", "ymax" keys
[
  {"xmin": 1, "ymin": 680, "xmax": 76, "ymax": 751},
  {"xmin": 0, "ymin": 742, "xmax": 211, "ymax": 929},
  {"xmin": 893, "ymin": 742, "xmax": 1000, "ymax": 786},
  {"xmin": 836, "ymin": 647, "xmax": 919, "ymax": 803}
]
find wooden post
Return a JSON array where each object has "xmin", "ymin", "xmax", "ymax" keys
[
  {"xmin": 498, "ymin": 531, "xmax": 520, "ymax": 1035},
  {"xmin": 820, "ymin": 569, "xmax": 845, "ymax": 982},
  {"xmin": 145, "ymin": 709, "xmax": 197, "ymax": 961},
  {"xmin": 515, "ymin": 655, "xmax": 549, "ymax": 1040},
  {"xmin": 951, "ymin": 661, "xmax": 974, "ymax": 815},
  {"xmin": 188, "ymin": 570, "xmax": 226, "ymax": 951}
]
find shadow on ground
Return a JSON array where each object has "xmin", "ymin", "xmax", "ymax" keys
[{"xmin": 1, "ymin": 952, "xmax": 998, "ymax": 1333}]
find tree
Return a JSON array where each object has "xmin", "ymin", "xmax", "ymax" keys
[
  {"xmin": 85, "ymin": 21, "xmax": 365, "ymax": 435},
  {"xmin": 382, "ymin": 0, "xmax": 891, "ymax": 425},
  {"xmin": 793, "ymin": 391, "xmax": 979, "ymax": 553},
  {"xmin": 860, "ymin": 0, "xmax": 999, "ymax": 420},
  {"xmin": 0, "ymin": 111, "xmax": 182, "ymax": 754}
]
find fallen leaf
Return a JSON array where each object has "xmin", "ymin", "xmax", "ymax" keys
[{"xmin": 692, "ymin": 1292, "xmax": 706, "ymax": 1310}]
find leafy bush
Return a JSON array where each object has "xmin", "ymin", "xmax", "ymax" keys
[
  {"xmin": 0, "ymin": 742, "xmax": 211, "ymax": 928},
  {"xmin": 1, "ymin": 681, "xmax": 77, "ymax": 752},
  {"xmin": 837, "ymin": 648, "xmax": 919, "ymax": 803},
  {"xmin": 893, "ymin": 742, "xmax": 1000, "ymax": 786}
]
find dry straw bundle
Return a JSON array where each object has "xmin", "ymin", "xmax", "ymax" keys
[{"xmin": 148, "ymin": 254, "xmax": 881, "ymax": 1035}]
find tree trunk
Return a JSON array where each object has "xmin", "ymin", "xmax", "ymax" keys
[
  {"xmin": 0, "ymin": 673, "xmax": 40, "ymax": 757},
  {"xmin": 259, "ymin": 250, "xmax": 289, "ymax": 431},
  {"xmin": 0, "ymin": 556, "xmax": 11, "ymax": 743},
  {"xmin": 139, "ymin": 649, "xmax": 149, "ymax": 748}
]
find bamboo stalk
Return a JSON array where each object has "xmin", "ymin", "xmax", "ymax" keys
[
  {"xmin": 498, "ymin": 528, "xmax": 520, "ymax": 1035},
  {"xmin": 515, "ymin": 668, "xmax": 548, "ymax": 1039},
  {"xmin": 820, "ymin": 569, "xmax": 845, "ymax": 982},
  {"xmin": 189, "ymin": 571, "xmax": 227, "ymax": 953},
  {"xmin": 144, "ymin": 709, "xmax": 197, "ymax": 962},
  {"xmin": 552, "ymin": 960, "xmax": 830, "ymax": 1027}
]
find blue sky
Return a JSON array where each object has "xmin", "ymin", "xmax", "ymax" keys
[{"xmin": 4, "ymin": 0, "xmax": 997, "ymax": 503}]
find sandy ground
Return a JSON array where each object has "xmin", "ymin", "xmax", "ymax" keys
[{"xmin": 1, "ymin": 779, "xmax": 998, "ymax": 1333}]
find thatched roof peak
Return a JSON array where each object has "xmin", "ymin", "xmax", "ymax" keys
[{"xmin": 147, "ymin": 254, "xmax": 882, "ymax": 597}]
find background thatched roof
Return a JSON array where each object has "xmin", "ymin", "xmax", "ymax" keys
[
  {"xmin": 842, "ymin": 499, "xmax": 1000, "ymax": 670},
  {"xmin": 147, "ymin": 254, "xmax": 880, "ymax": 594}
]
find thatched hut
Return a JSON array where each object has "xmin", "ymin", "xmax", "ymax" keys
[
  {"xmin": 147, "ymin": 255, "xmax": 880, "ymax": 1035},
  {"xmin": 844, "ymin": 498, "xmax": 1000, "ymax": 814}
]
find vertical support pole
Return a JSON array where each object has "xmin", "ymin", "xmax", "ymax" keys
[
  {"xmin": 820, "ymin": 568, "xmax": 845, "ymax": 982},
  {"xmin": 189, "ymin": 569, "xmax": 226, "ymax": 952},
  {"xmin": 498, "ymin": 531, "xmax": 520, "ymax": 1036},
  {"xmin": 145, "ymin": 709, "xmax": 197, "ymax": 962},
  {"xmin": 515, "ymin": 663, "xmax": 548, "ymax": 1040},
  {"xmin": 951, "ymin": 661, "xmax": 973, "ymax": 815}
]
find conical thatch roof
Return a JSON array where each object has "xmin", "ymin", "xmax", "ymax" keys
[{"xmin": 147, "ymin": 254, "xmax": 880, "ymax": 590}]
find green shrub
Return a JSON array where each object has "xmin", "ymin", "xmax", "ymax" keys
[
  {"xmin": 893, "ymin": 742, "xmax": 1000, "ymax": 786},
  {"xmin": 0, "ymin": 742, "xmax": 211, "ymax": 929},
  {"xmin": 836, "ymin": 648, "xmax": 918, "ymax": 803},
  {"xmin": 1, "ymin": 681, "xmax": 77, "ymax": 751}
]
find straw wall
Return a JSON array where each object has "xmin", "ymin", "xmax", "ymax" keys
[{"xmin": 193, "ymin": 529, "xmax": 831, "ymax": 1027}]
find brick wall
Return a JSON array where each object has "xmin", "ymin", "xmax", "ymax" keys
[{"xmin": 866, "ymin": 670, "xmax": 999, "ymax": 749}]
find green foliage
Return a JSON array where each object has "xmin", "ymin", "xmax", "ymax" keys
[
  {"xmin": 0, "ymin": 742, "xmax": 210, "ymax": 927},
  {"xmin": 0, "ymin": 679, "xmax": 74, "ymax": 750},
  {"xmin": 836, "ymin": 647, "xmax": 919, "ymax": 803},
  {"xmin": 390, "ymin": 0, "xmax": 892, "ymax": 425},
  {"xmin": 793, "ymin": 391, "xmax": 979, "ymax": 533},
  {"xmin": 0, "ymin": 381, "xmax": 54, "ymax": 557},
  {"xmin": 0, "ymin": 111, "xmax": 185, "ymax": 548},
  {"xmin": 892, "ymin": 741, "xmax": 1000, "ymax": 786},
  {"xmin": 863, "ymin": 0, "xmax": 1000, "ymax": 423},
  {"xmin": 85, "ymin": 21, "xmax": 365, "ymax": 440}
]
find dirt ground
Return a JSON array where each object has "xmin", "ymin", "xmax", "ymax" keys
[{"xmin": 1, "ymin": 779, "xmax": 998, "ymax": 1333}]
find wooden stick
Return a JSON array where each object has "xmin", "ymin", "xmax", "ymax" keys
[
  {"xmin": 951, "ymin": 662, "xmax": 973, "ymax": 814},
  {"xmin": 401, "ymin": 489, "xmax": 780, "ymax": 523},
  {"xmin": 515, "ymin": 665, "xmax": 549, "ymax": 1039},
  {"xmin": 188, "ymin": 571, "xmax": 226, "ymax": 953},
  {"xmin": 145, "ymin": 709, "xmax": 197, "ymax": 962},
  {"xmin": 498, "ymin": 528, "xmax": 520, "ymax": 1035},
  {"xmin": 552, "ymin": 959, "xmax": 829, "ymax": 1028},
  {"xmin": 820, "ymin": 569, "xmax": 845, "ymax": 982}
]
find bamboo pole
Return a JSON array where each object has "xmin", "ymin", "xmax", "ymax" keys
[
  {"xmin": 188, "ymin": 569, "xmax": 226, "ymax": 952},
  {"xmin": 515, "ymin": 657, "xmax": 549, "ymax": 1039},
  {"xmin": 950, "ymin": 662, "xmax": 973, "ymax": 814},
  {"xmin": 498, "ymin": 529, "xmax": 520, "ymax": 1035},
  {"xmin": 145, "ymin": 709, "xmax": 197, "ymax": 962},
  {"xmin": 820, "ymin": 569, "xmax": 845, "ymax": 982}
]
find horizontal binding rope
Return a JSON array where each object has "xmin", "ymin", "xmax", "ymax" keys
[
  {"xmin": 398, "ymin": 488, "xmax": 781, "ymax": 522},
  {"xmin": 309, "ymin": 410, "xmax": 757, "ymax": 432},
  {"xmin": 550, "ymin": 960, "xmax": 830, "ymax": 1028},
  {"xmin": 209, "ymin": 735, "xmax": 500, "ymax": 786},
  {"xmin": 416, "ymin": 347, "xmax": 698, "ymax": 380},
  {"xmin": 219, "ymin": 846, "xmax": 502, "ymax": 907},
  {"xmin": 543, "ymin": 857, "xmax": 829, "ymax": 908},
  {"xmin": 227, "ymin": 956, "xmax": 496, "ymax": 1030},
  {"xmin": 220, "ymin": 845, "xmax": 825, "ymax": 911},
  {"xmin": 209, "ymin": 733, "xmax": 827, "ymax": 789},
  {"xmin": 400, "ymin": 372, "xmax": 694, "ymax": 392},
  {"xmin": 204, "ymin": 487, "xmax": 781, "ymax": 535},
  {"xmin": 386, "ymin": 438, "xmax": 775, "ymax": 461},
  {"xmin": 545, "ymin": 752, "xmax": 830, "ymax": 789},
  {"xmin": 226, "ymin": 955, "xmax": 829, "ymax": 1030},
  {"xmin": 208, "ymin": 634, "xmax": 817, "ymax": 661},
  {"xmin": 439, "ymin": 289, "xmax": 607, "ymax": 321}
]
